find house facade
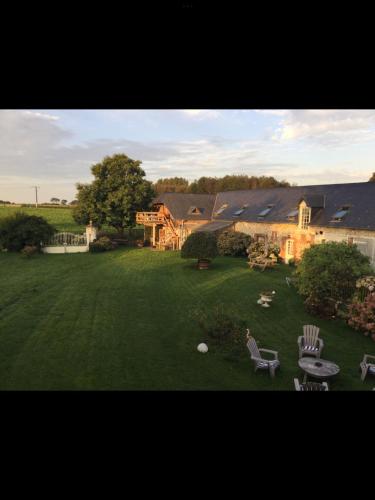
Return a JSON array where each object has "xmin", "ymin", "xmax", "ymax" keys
[{"xmin": 136, "ymin": 182, "xmax": 375, "ymax": 266}]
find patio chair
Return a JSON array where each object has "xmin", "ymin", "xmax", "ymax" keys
[
  {"xmin": 298, "ymin": 325, "xmax": 324, "ymax": 359},
  {"xmin": 246, "ymin": 329, "xmax": 280, "ymax": 378},
  {"xmin": 294, "ymin": 378, "xmax": 329, "ymax": 391},
  {"xmin": 359, "ymin": 354, "xmax": 375, "ymax": 382}
]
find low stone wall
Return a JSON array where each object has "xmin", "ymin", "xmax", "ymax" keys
[{"xmin": 41, "ymin": 245, "xmax": 89, "ymax": 254}]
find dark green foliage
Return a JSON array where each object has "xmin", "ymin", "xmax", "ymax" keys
[
  {"xmin": 181, "ymin": 231, "xmax": 218, "ymax": 261},
  {"xmin": 89, "ymin": 236, "xmax": 115, "ymax": 253},
  {"xmin": 195, "ymin": 304, "xmax": 247, "ymax": 345},
  {"xmin": 193, "ymin": 304, "xmax": 247, "ymax": 361},
  {"xmin": 0, "ymin": 212, "xmax": 55, "ymax": 251},
  {"xmin": 295, "ymin": 242, "xmax": 372, "ymax": 313},
  {"xmin": 154, "ymin": 177, "xmax": 189, "ymax": 194},
  {"xmin": 73, "ymin": 154, "xmax": 155, "ymax": 234},
  {"xmin": 217, "ymin": 231, "xmax": 252, "ymax": 256},
  {"xmin": 188, "ymin": 175, "xmax": 290, "ymax": 194}
]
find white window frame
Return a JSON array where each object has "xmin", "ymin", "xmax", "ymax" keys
[
  {"xmin": 286, "ymin": 238, "xmax": 294, "ymax": 258},
  {"xmin": 300, "ymin": 207, "xmax": 311, "ymax": 229}
]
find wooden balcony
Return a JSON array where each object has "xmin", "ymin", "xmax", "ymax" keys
[{"xmin": 136, "ymin": 211, "xmax": 166, "ymax": 225}]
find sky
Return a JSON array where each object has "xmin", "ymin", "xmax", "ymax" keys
[{"xmin": 1, "ymin": 109, "xmax": 375, "ymax": 203}]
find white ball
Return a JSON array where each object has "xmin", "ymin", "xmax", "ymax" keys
[{"xmin": 197, "ymin": 343, "xmax": 208, "ymax": 353}]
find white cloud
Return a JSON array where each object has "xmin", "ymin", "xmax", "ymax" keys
[
  {"xmin": 180, "ymin": 109, "xmax": 221, "ymax": 119},
  {"xmin": 24, "ymin": 111, "xmax": 60, "ymax": 121},
  {"xmin": 271, "ymin": 109, "xmax": 375, "ymax": 145},
  {"xmin": 254, "ymin": 110, "xmax": 289, "ymax": 116},
  {"xmin": 1, "ymin": 109, "xmax": 374, "ymax": 203}
]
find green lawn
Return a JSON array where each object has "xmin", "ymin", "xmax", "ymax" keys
[{"xmin": 0, "ymin": 248, "xmax": 374, "ymax": 390}]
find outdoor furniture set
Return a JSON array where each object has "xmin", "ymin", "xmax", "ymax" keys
[{"xmin": 246, "ymin": 324, "xmax": 375, "ymax": 389}]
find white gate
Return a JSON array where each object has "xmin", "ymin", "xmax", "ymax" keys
[
  {"xmin": 45, "ymin": 232, "xmax": 87, "ymax": 246},
  {"xmin": 42, "ymin": 231, "xmax": 89, "ymax": 254}
]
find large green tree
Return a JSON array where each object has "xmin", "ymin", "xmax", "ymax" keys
[{"xmin": 73, "ymin": 154, "xmax": 155, "ymax": 235}]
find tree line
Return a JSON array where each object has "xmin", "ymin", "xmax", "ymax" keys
[{"xmin": 153, "ymin": 175, "xmax": 293, "ymax": 194}]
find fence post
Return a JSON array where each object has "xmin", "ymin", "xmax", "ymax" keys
[{"xmin": 85, "ymin": 221, "xmax": 97, "ymax": 244}]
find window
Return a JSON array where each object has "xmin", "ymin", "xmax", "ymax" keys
[
  {"xmin": 215, "ymin": 204, "xmax": 228, "ymax": 215},
  {"xmin": 287, "ymin": 209, "xmax": 299, "ymax": 220},
  {"xmin": 300, "ymin": 207, "xmax": 311, "ymax": 229},
  {"xmin": 188, "ymin": 206, "xmax": 201, "ymax": 215},
  {"xmin": 233, "ymin": 204, "xmax": 249, "ymax": 216},
  {"xmin": 258, "ymin": 204, "xmax": 274, "ymax": 218},
  {"xmin": 286, "ymin": 239, "xmax": 294, "ymax": 256},
  {"xmin": 331, "ymin": 206, "xmax": 350, "ymax": 221},
  {"xmin": 271, "ymin": 231, "xmax": 278, "ymax": 241},
  {"xmin": 255, "ymin": 234, "xmax": 266, "ymax": 243}
]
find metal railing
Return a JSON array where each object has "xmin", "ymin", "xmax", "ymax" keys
[{"xmin": 44, "ymin": 232, "xmax": 87, "ymax": 247}]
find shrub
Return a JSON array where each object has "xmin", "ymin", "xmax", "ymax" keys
[
  {"xmin": 246, "ymin": 240, "xmax": 280, "ymax": 260},
  {"xmin": 89, "ymin": 236, "xmax": 115, "ymax": 253},
  {"xmin": 347, "ymin": 292, "xmax": 375, "ymax": 341},
  {"xmin": 217, "ymin": 231, "xmax": 252, "ymax": 257},
  {"xmin": 294, "ymin": 242, "xmax": 372, "ymax": 316},
  {"xmin": 192, "ymin": 305, "xmax": 247, "ymax": 361},
  {"xmin": 181, "ymin": 232, "xmax": 218, "ymax": 262},
  {"xmin": 0, "ymin": 212, "xmax": 56, "ymax": 252},
  {"xmin": 21, "ymin": 245, "xmax": 39, "ymax": 258}
]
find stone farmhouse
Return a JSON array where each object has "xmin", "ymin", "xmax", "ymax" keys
[{"xmin": 136, "ymin": 182, "xmax": 375, "ymax": 266}]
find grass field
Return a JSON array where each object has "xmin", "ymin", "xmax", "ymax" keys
[
  {"xmin": 0, "ymin": 206, "xmax": 143, "ymax": 237},
  {"xmin": 0, "ymin": 205, "xmax": 85, "ymax": 233},
  {"xmin": 0, "ymin": 248, "xmax": 374, "ymax": 390}
]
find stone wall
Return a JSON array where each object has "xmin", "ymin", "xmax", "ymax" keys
[{"xmin": 234, "ymin": 220, "xmax": 375, "ymax": 265}]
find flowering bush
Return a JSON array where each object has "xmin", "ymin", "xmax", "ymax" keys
[
  {"xmin": 347, "ymin": 292, "xmax": 375, "ymax": 341},
  {"xmin": 355, "ymin": 275, "xmax": 375, "ymax": 302},
  {"xmin": 356, "ymin": 276, "xmax": 375, "ymax": 290},
  {"xmin": 294, "ymin": 242, "xmax": 372, "ymax": 317},
  {"xmin": 246, "ymin": 241, "xmax": 280, "ymax": 260}
]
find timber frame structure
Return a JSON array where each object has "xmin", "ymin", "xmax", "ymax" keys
[{"xmin": 136, "ymin": 193, "xmax": 216, "ymax": 250}]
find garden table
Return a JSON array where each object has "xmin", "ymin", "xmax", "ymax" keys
[{"xmin": 298, "ymin": 357, "xmax": 340, "ymax": 383}]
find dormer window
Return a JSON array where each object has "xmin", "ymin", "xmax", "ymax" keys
[
  {"xmin": 258, "ymin": 204, "xmax": 274, "ymax": 218},
  {"xmin": 233, "ymin": 204, "xmax": 249, "ymax": 216},
  {"xmin": 215, "ymin": 204, "xmax": 228, "ymax": 216},
  {"xmin": 331, "ymin": 205, "xmax": 350, "ymax": 222},
  {"xmin": 300, "ymin": 207, "xmax": 311, "ymax": 229},
  {"xmin": 287, "ymin": 209, "xmax": 299, "ymax": 221},
  {"xmin": 188, "ymin": 206, "xmax": 201, "ymax": 215}
]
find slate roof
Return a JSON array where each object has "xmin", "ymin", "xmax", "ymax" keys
[
  {"xmin": 193, "ymin": 220, "xmax": 234, "ymax": 232},
  {"xmin": 153, "ymin": 182, "xmax": 375, "ymax": 231},
  {"xmin": 212, "ymin": 182, "xmax": 375, "ymax": 231},
  {"xmin": 153, "ymin": 193, "xmax": 215, "ymax": 220}
]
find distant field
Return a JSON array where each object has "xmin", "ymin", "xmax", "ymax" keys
[
  {"xmin": 0, "ymin": 205, "xmax": 143, "ymax": 236},
  {"xmin": 0, "ymin": 205, "xmax": 85, "ymax": 232}
]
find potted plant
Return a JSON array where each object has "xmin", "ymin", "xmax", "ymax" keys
[{"xmin": 181, "ymin": 231, "xmax": 218, "ymax": 270}]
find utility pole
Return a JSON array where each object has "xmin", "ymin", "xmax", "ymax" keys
[{"xmin": 32, "ymin": 186, "xmax": 40, "ymax": 208}]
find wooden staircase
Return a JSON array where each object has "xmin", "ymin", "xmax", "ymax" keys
[{"xmin": 136, "ymin": 211, "xmax": 179, "ymax": 250}]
